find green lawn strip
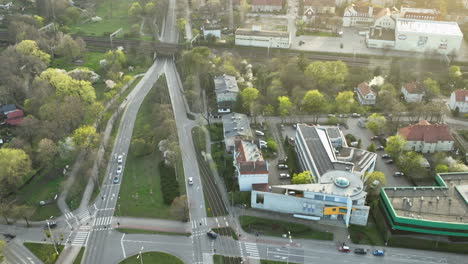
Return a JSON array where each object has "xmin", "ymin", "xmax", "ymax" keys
[
  {"xmin": 260, "ymin": 260, "xmax": 300, "ymax": 264},
  {"xmin": 73, "ymin": 247, "xmax": 85, "ymax": 264},
  {"xmin": 116, "ymin": 228, "xmax": 190, "ymax": 236},
  {"xmin": 212, "ymin": 227, "xmax": 238, "ymax": 240},
  {"xmin": 119, "ymin": 251, "xmax": 184, "ymax": 264},
  {"xmin": 387, "ymin": 237, "xmax": 468, "ymax": 255},
  {"xmin": 23, "ymin": 242, "xmax": 64, "ymax": 264},
  {"xmin": 213, "ymin": 254, "xmax": 243, "ymax": 264},
  {"xmin": 348, "ymin": 218, "xmax": 385, "ymax": 246},
  {"xmin": 50, "ymin": 52, "xmax": 104, "ymax": 72},
  {"xmin": 239, "ymin": 215, "xmax": 333, "ymax": 241}
]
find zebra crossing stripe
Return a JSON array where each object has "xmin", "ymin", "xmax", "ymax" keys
[
  {"xmin": 244, "ymin": 242, "xmax": 260, "ymax": 259},
  {"xmin": 72, "ymin": 231, "xmax": 89, "ymax": 246}
]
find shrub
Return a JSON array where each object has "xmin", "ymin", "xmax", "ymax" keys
[{"xmin": 159, "ymin": 161, "xmax": 180, "ymax": 205}]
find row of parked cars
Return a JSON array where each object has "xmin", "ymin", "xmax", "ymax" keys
[
  {"xmin": 278, "ymin": 160, "xmax": 290, "ymax": 178},
  {"xmin": 113, "ymin": 155, "xmax": 124, "ymax": 184},
  {"xmin": 338, "ymin": 244, "xmax": 384, "ymax": 256}
]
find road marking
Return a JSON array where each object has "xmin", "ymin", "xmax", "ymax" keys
[
  {"xmin": 120, "ymin": 233, "xmax": 127, "ymax": 258},
  {"xmin": 26, "ymin": 257, "xmax": 34, "ymax": 264},
  {"xmin": 65, "ymin": 219, "xmax": 72, "ymax": 228},
  {"xmin": 244, "ymin": 242, "xmax": 260, "ymax": 259},
  {"xmin": 72, "ymin": 231, "xmax": 89, "ymax": 246},
  {"xmin": 64, "ymin": 212, "xmax": 74, "ymax": 220}
]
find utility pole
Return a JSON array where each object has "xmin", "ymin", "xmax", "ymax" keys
[{"xmin": 46, "ymin": 219, "xmax": 59, "ymax": 255}]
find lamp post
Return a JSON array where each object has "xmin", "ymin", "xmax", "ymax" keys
[
  {"xmin": 287, "ymin": 231, "xmax": 292, "ymax": 264},
  {"xmin": 137, "ymin": 246, "xmax": 144, "ymax": 264},
  {"xmin": 46, "ymin": 219, "xmax": 59, "ymax": 255}
]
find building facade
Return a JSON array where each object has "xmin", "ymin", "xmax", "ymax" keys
[
  {"xmin": 356, "ymin": 82, "xmax": 376, "ymax": 106},
  {"xmin": 401, "ymin": 81, "xmax": 424, "ymax": 103},
  {"xmin": 303, "ymin": 0, "xmax": 335, "ymax": 14},
  {"xmin": 235, "ymin": 27, "xmax": 291, "ymax": 49},
  {"xmin": 398, "ymin": 120, "xmax": 454, "ymax": 153},
  {"xmin": 374, "ymin": 8, "xmax": 397, "ymax": 29},
  {"xmin": 251, "ymin": 0, "xmax": 283, "ymax": 12},
  {"xmin": 234, "ymin": 140, "xmax": 269, "ymax": 191},
  {"xmin": 343, "ymin": 5, "xmax": 381, "ymax": 27},
  {"xmin": 214, "ymin": 75, "xmax": 239, "ymax": 113},
  {"xmin": 449, "ymin": 89, "xmax": 468, "ymax": 113}
]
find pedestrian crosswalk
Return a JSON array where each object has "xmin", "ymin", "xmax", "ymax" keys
[
  {"xmin": 72, "ymin": 231, "xmax": 89, "ymax": 246},
  {"xmin": 64, "ymin": 211, "xmax": 74, "ymax": 220},
  {"xmin": 94, "ymin": 216, "xmax": 113, "ymax": 227},
  {"xmin": 76, "ymin": 210, "xmax": 90, "ymax": 223},
  {"xmin": 191, "ymin": 218, "xmax": 208, "ymax": 229},
  {"xmin": 244, "ymin": 242, "xmax": 260, "ymax": 259},
  {"xmin": 238, "ymin": 241, "xmax": 245, "ymax": 258}
]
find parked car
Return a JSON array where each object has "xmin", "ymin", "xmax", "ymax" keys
[
  {"xmin": 207, "ymin": 230, "xmax": 218, "ymax": 239},
  {"xmin": 371, "ymin": 136, "xmax": 379, "ymax": 140},
  {"xmin": 376, "ymin": 146, "xmax": 385, "ymax": 151},
  {"xmin": 188, "ymin": 177, "xmax": 193, "ymax": 185},
  {"xmin": 382, "ymin": 154, "xmax": 391, "ymax": 159},
  {"xmin": 278, "ymin": 164, "xmax": 288, "ymax": 169},
  {"xmin": 328, "ymin": 114, "xmax": 336, "ymax": 118},
  {"xmin": 255, "ymin": 130, "xmax": 265, "ymax": 136},
  {"xmin": 117, "ymin": 155, "xmax": 123, "ymax": 164},
  {"xmin": 352, "ymin": 113, "xmax": 361, "ymax": 118},
  {"xmin": 386, "ymin": 159, "xmax": 394, "ymax": 164},
  {"xmin": 292, "ymin": 124, "xmax": 297, "ymax": 129},
  {"xmin": 394, "ymin": 172, "xmax": 404, "ymax": 177},
  {"xmin": 373, "ymin": 250, "xmax": 384, "ymax": 256},
  {"xmin": 280, "ymin": 124, "xmax": 285, "ymax": 130},
  {"xmin": 354, "ymin": 248, "xmax": 367, "ymax": 255},
  {"xmin": 339, "ymin": 114, "xmax": 348, "ymax": 118},
  {"xmin": 279, "ymin": 173, "xmax": 290, "ymax": 178},
  {"xmin": 44, "ymin": 221, "xmax": 57, "ymax": 229},
  {"xmin": 338, "ymin": 245, "xmax": 350, "ymax": 252},
  {"xmin": 113, "ymin": 176, "xmax": 120, "ymax": 184},
  {"xmin": 116, "ymin": 165, "xmax": 122, "ymax": 174}
]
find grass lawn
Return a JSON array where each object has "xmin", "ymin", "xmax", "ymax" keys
[
  {"xmin": 116, "ymin": 228, "xmax": 190, "ymax": 236},
  {"xmin": 74, "ymin": 247, "xmax": 85, "ymax": 264},
  {"xmin": 120, "ymin": 252, "xmax": 183, "ymax": 264},
  {"xmin": 212, "ymin": 227, "xmax": 238, "ymax": 240},
  {"xmin": 261, "ymin": 260, "xmax": 300, "ymax": 264},
  {"xmin": 24, "ymin": 242, "xmax": 64, "ymax": 264},
  {"xmin": 388, "ymin": 237, "xmax": 468, "ymax": 255},
  {"xmin": 69, "ymin": 0, "xmax": 134, "ymax": 36},
  {"xmin": 213, "ymin": 255, "xmax": 243, "ymax": 264},
  {"xmin": 239, "ymin": 215, "xmax": 333, "ymax": 241},
  {"xmin": 50, "ymin": 52, "xmax": 105, "ymax": 72},
  {"xmin": 348, "ymin": 218, "xmax": 385, "ymax": 246}
]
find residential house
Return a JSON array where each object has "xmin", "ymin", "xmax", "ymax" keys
[
  {"xmin": 0, "ymin": 104, "xmax": 16, "ymax": 115},
  {"xmin": 5, "ymin": 109, "xmax": 24, "ymax": 126},
  {"xmin": 235, "ymin": 26, "xmax": 291, "ymax": 49},
  {"xmin": 373, "ymin": 8, "xmax": 397, "ymax": 30},
  {"xmin": 250, "ymin": 0, "xmax": 283, "ymax": 12},
  {"xmin": 202, "ymin": 21, "xmax": 222, "ymax": 39},
  {"xmin": 222, "ymin": 113, "xmax": 253, "ymax": 153},
  {"xmin": 449, "ymin": 89, "xmax": 468, "ymax": 113},
  {"xmin": 398, "ymin": 120, "xmax": 454, "ymax": 153},
  {"xmin": 342, "ymin": 4, "xmax": 383, "ymax": 27},
  {"xmin": 303, "ymin": 0, "xmax": 335, "ymax": 15},
  {"xmin": 356, "ymin": 82, "xmax": 376, "ymax": 106},
  {"xmin": 399, "ymin": 7, "xmax": 438, "ymax": 21},
  {"xmin": 214, "ymin": 74, "xmax": 239, "ymax": 113},
  {"xmin": 234, "ymin": 140, "xmax": 269, "ymax": 191},
  {"xmin": 401, "ymin": 81, "xmax": 424, "ymax": 103}
]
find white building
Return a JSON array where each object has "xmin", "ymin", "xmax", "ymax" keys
[
  {"xmin": 394, "ymin": 19, "xmax": 463, "ymax": 55},
  {"xmin": 356, "ymin": 82, "xmax": 376, "ymax": 106},
  {"xmin": 366, "ymin": 27, "xmax": 395, "ymax": 48},
  {"xmin": 374, "ymin": 8, "xmax": 397, "ymax": 30},
  {"xmin": 251, "ymin": 0, "xmax": 283, "ymax": 12},
  {"xmin": 235, "ymin": 27, "xmax": 291, "ymax": 49},
  {"xmin": 399, "ymin": 7, "xmax": 438, "ymax": 21},
  {"xmin": 449, "ymin": 89, "xmax": 468, "ymax": 113},
  {"xmin": 234, "ymin": 140, "xmax": 269, "ymax": 191},
  {"xmin": 214, "ymin": 75, "xmax": 239, "ymax": 113},
  {"xmin": 251, "ymin": 170, "xmax": 370, "ymax": 226},
  {"xmin": 222, "ymin": 113, "xmax": 253, "ymax": 153},
  {"xmin": 343, "ymin": 5, "xmax": 381, "ymax": 27},
  {"xmin": 202, "ymin": 25, "xmax": 221, "ymax": 39},
  {"xmin": 399, "ymin": 120, "xmax": 454, "ymax": 153},
  {"xmin": 401, "ymin": 81, "xmax": 425, "ymax": 103}
]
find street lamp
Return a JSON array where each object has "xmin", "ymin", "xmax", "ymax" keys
[
  {"xmin": 287, "ymin": 231, "xmax": 292, "ymax": 264},
  {"xmin": 46, "ymin": 218, "xmax": 59, "ymax": 255},
  {"xmin": 136, "ymin": 246, "xmax": 144, "ymax": 264}
]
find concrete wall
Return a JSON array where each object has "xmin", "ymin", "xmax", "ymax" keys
[
  {"xmin": 203, "ymin": 29, "xmax": 221, "ymax": 39},
  {"xmin": 449, "ymin": 93, "xmax": 468, "ymax": 113},
  {"xmin": 239, "ymin": 173, "xmax": 269, "ymax": 191},
  {"xmin": 394, "ymin": 30, "xmax": 463, "ymax": 55},
  {"xmin": 235, "ymin": 34, "xmax": 291, "ymax": 49},
  {"xmin": 404, "ymin": 140, "xmax": 454, "ymax": 153},
  {"xmin": 251, "ymin": 5, "xmax": 282, "ymax": 12}
]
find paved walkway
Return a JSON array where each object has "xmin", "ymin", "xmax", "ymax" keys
[{"xmin": 112, "ymin": 217, "xmax": 191, "ymax": 233}]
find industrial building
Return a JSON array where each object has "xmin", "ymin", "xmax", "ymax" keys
[
  {"xmin": 235, "ymin": 26, "xmax": 291, "ymax": 49},
  {"xmin": 380, "ymin": 172, "xmax": 468, "ymax": 237}
]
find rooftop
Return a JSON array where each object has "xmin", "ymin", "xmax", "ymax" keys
[
  {"xmin": 383, "ymin": 172, "xmax": 468, "ymax": 224},
  {"xmin": 0, "ymin": 104, "xmax": 16, "ymax": 115},
  {"xmin": 454, "ymin": 89, "xmax": 468, "ymax": 102},
  {"xmin": 235, "ymin": 140, "xmax": 268, "ymax": 174},
  {"xmin": 236, "ymin": 28, "xmax": 290, "ymax": 38},
  {"xmin": 214, "ymin": 75, "xmax": 239, "ymax": 95},
  {"xmin": 222, "ymin": 113, "xmax": 253, "ymax": 140},
  {"xmin": 399, "ymin": 120, "xmax": 454, "ymax": 143},
  {"xmin": 357, "ymin": 82, "xmax": 375, "ymax": 96},
  {"xmin": 402, "ymin": 81, "xmax": 424, "ymax": 94},
  {"xmin": 251, "ymin": 0, "xmax": 283, "ymax": 6},
  {"xmin": 368, "ymin": 28, "xmax": 395, "ymax": 41},
  {"xmin": 303, "ymin": 0, "xmax": 335, "ymax": 7},
  {"xmin": 396, "ymin": 18, "xmax": 463, "ymax": 36}
]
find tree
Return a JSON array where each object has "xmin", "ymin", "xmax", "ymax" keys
[
  {"xmin": 291, "ymin": 171, "xmax": 312, "ymax": 184},
  {"xmin": 448, "ymin": 65, "xmax": 462, "ymax": 80},
  {"xmin": 0, "ymin": 240, "xmax": 5, "ymax": 261},
  {"xmin": 367, "ymin": 142, "xmax": 376, "ymax": 152},
  {"xmin": 0, "ymin": 148, "xmax": 32, "ymax": 196},
  {"xmin": 176, "ymin": 18, "xmax": 187, "ymax": 34},
  {"xmin": 144, "ymin": 2, "xmax": 156, "ymax": 15},
  {"xmin": 17, "ymin": 115, "xmax": 41, "ymax": 144},
  {"xmin": 398, "ymin": 152, "xmax": 425, "ymax": 180},
  {"xmin": 435, "ymin": 164, "xmax": 448, "ymax": 173},
  {"xmin": 240, "ymin": 87, "xmax": 259, "ymax": 116},
  {"xmin": 71, "ymin": 125, "xmax": 99, "ymax": 149},
  {"xmin": 55, "ymin": 34, "xmax": 86, "ymax": 61},
  {"xmin": 304, "ymin": 61, "xmax": 348, "ymax": 93},
  {"xmin": 128, "ymin": 2, "xmax": 143, "ymax": 18},
  {"xmin": 0, "ymin": 203, "xmax": 13, "ymax": 224},
  {"xmin": 301, "ymin": 90, "xmax": 327, "ymax": 123},
  {"xmin": 266, "ymin": 139, "xmax": 278, "ymax": 153},
  {"xmin": 36, "ymin": 138, "xmax": 58, "ymax": 166},
  {"xmin": 15, "ymin": 40, "xmax": 50, "ymax": 64},
  {"xmin": 11, "ymin": 205, "xmax": 34, "ymax": 227},
  {"xmin": 277, "ymin": 96, "xmax": 292, "ymax": 122},
  {"xmin": 366, "ymin": 113, "xmax": 386, "ymax": 135},
  {"xmin": 170, "ymin": 195, "xmax": 189, "ymax": 222},
  {"xmin": 363, "ymin": 171, "xmax": 386, "ymax": 190},
  {"xmin": 423, "ymin": 78, "xmax": 440, "ymax": 100},
  {"xmin": 335, "ymin": 91, "xmax": 355, "ymax": 113},
  {"xmin": 385, "ymin": 135, "xmax": 406, "ymax": 159},
  {"xmin": 263, "ymin": 104, "xmax": 274, "ymax": 116}
]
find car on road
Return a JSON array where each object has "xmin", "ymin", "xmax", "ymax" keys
[
  {"xmin": 352, "ymin": 113, "xmax": 361, "ymax": 118},
  {"xmin": 394, "ymin": 172, "xmax": 404, "ymax": 177},
  {"xmin": 188, "ymin": 177, "xmax": 193, "ymax": 185},
  {"xmin": 3, "ymin": 233, "xmax": 15, "ymax": 240},
  {"xmin": 113, "ymin": 176, "xmax": 120, "ymax": 184},
  {"xmin": 376, "ymin": 146, "xmax": 385, "ymax": 151},
  {"xmin": 354, "ymin": 248, "xmax": 367, "ymax": 255},
  {"xmin": 328, "ymin": 114, "xmax": 336, "ymax": 118},
  {"xmin": 278, "ymin": 164, "xmax": 288, "ymax": 169},
  {"xmin": 279, "ymin": 173, "xmax": 290, "ymax": 178},
  {"xmin": 44, "ymin": 221, "xmax": 57, "ymax": 229},
  {"xmin": 117, "ymin": 155, "xmax": 123, "ymax": 164},
  {"xmin": 338, "ymin": 245, "xmax": 350, "ymax": 252},
  {"xmin": 207, "ymin": 230, "xmax": 218, "ymax": 239},
  {"xmin": 386, "ymin": 159, "xmax": 394, "ymax": 164},
  {"xmin": 373, "ymin": 250, "xmax": 384, "ymax": 256},
  {"xmin": 116, "ymin": 165, "xmax": 122, "ymax": 174},
  {"xmin": 382, "ymin": 154, "xmax": 391, "ymax": 159},
  {"xmin": 255, "ymin": 130, "xmax": 265, "ymax": 136},
  {"xmin": 339, "ymin": 114, "xmax": 348, "ymax": 118},
  {"xmin": 371, "ymin": 136, "xmax": 379, "ymax": 140},
  {"xmin": 292, "ymin": 124, "xmax": 297, "ymax": 129}
]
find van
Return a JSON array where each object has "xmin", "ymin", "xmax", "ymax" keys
[{"xmin": 255, "ymin": 130, "xmax": 265, "ymax": 136}]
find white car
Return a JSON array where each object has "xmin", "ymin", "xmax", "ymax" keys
[
  {"xmin": 117, "ymin": 155, "xmax": 123, "ymax": 164},
  {"xmin": 116, "ymin": 165, "xmax": 122, "ymax": 174},
  {"xmin": 188, "ymin": 177, "xmax": 193, "ymax": 185},
  {"xmin": 394, "ymin": 172, "xmax": 404, "ymax": 177},
  {"xmin": 280, "ymin": 173, "xmax": 290, "ymax": 178}
]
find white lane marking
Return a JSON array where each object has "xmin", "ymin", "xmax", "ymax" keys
[
  {"xmin": 72, "ymin": 232, "xmax": 89, "ymax": 246},
  {"xmin": 26, "ymin": 257, "xmax": 34, "ymax": 264},
  {"xmin": 65, "ymin": 219, "xmax": 72, "ymax": 228},
  {"xmin": 244, "ymin": 242, "xmax": 260, "ymax": 258},
  {"xmin": 121, "ymin": 233, "xmax": 126, "ymax": 259}
]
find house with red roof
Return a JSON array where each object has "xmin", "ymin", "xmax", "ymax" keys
[
  {"xmin": 356, "ymin": 82, "xmax": 376, "ymax": 106},
  {"xmin": 234, "ymin": 139, "xmax": 269, "ymax": 191},
  {"xmin": 449, "ymin": 89, "xmax": 468, "ymax": 113},
  {"xmin": 398, "ymin": 120, "xmax": 454, "ymax": 153},
  {"xmin": 251, "ymin": 0, "xmax": 284, "ymax": 13},
  {"xmin": 4, "ymin": 109, "xmax": 24, "ymax": 126},
  {"xmin": 401, "ymin": 81, "xmax": 425, "ymax": 103}
]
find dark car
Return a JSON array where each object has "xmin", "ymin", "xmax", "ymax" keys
[
  {"xmin": 207, "ymin": 230, "xmax": 218, "ymax": 239},
  {"xmin": 382, "ymin": 154, "xmax": 391, "ymax": 159},
  {"xmin": 376, "ymin": 146, "xmax": 385, "ymax": 151},
  {"xmin": 44, "ymin": 221, "xmax": 57, "ymax": 229},
  {"xmin": 354, "ymin": 248, "xmax": 367, "ymax": 255},
  {"xmin": 3, "ymin": 233, "xmax": 15, "ymax": 240},
  {"xmin": 386, "ymin": 159, "xmax": 394, "ymax": 164}
]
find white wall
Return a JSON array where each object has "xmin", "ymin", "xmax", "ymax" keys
[
  {"xmin": 374, "ymin": 16, "xmax": 395, "ymax": 29},
  {"xmin": 394, "ymin": 30, "xmax": 463, "ymax": 55},
  {"xmin": 449, "ymin": 93, "xmax": 468, "ymax": 113},
  {"xmin": 401, "ymin": 87, "xmax": 424, "ymax": 103},
  {"xmin": 238, "ymin": 173, "xmax": 269, "ymax": 191},
  {"xmin": 203, "ymin": 29, "xmax": 221, "ymax": 39},
  {"xmin": 235, "ymin": 34, "xmax": 291, "ymax": 49},
  {"xmin": 404, "ymin": 140, "xmax": 454, "ymax": 153},
  {"xmin": 366, "ymin": 37, "xmax": 395, "ymax": 49},
  {"xmin": 216, "ymin": 91, "xmax": 238, "ymax": 103}
]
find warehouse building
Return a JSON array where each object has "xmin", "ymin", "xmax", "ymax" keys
[{"xmin": 235, "ymin": 26, "xmax": 291, "ymax": 49}]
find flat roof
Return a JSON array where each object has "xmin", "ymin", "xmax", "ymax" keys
[
  {"xmin": 297, "ymin": 124, "xmax": 335, "ymax": 176},
  {"xmin": 383, "ymin": 173, "xmax": 468, "ymax": 224},
  {"xmin": 396, "ymin": 18, "xmax": 463, "ymax": 36},
  {"xmin": 215, "ymin": 75, "xmax": 239, "ymax": 94},
  {"xmin": 369, "ymin": 28, "xmax": 395, "ymax": 41},
  {"xmin": 236, "ymin": 28, "xmax": 290, "ymax": 38},
  {"xmin": 222, "ymin": 113, "xmax": 253, "ymax": 140}
]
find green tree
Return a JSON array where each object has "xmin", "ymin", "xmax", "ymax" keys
[
  {"xmin": 263, "ymin": 104, "xmax": 275, "ymax": 116},
  {"xmin": 364, "ymin": 171, "xmax": 386, "ymax": 190},
  {"xmin": 176, "ymin": 18, "xmax": 187, "ymax": 34},
  {"xmin": 0, "ymin": 148, "xmax": 32, "ymax": 196},
  {"xmin": 423, "ymin": 78, "xmax": 440, "ymax": 100},
  {"xmin": 335, "ymin": 91, "xmax": 355, "ymax": 113},
  {"xmin": 266, "ymin": 139, "xmax": 278, "ymax": 153},
  {"xmin": 15, "ymin": 40, "xmax": 50, "ymax": 64},
  {"xmin": 301, "ymin": 90, "xmax": 327, "ymax": 123},
  {"xmin": 144, "ymin": 2, "xmax": 156, "ymax": 15},
  {"xmin": 240, "ymin": 87, "xmax": 259, "ymax": 116},
  {"xmin": 291, "ymin": 171, "xmax": 312, "ymax": 184},
  {"xmin": 71, "ymin": 125, "xmax": 99, "ymax": 149},
  {"xmin": 435, "ymin": 164, "xmax": 448, "ymax": 173},
  {"xmin": 367, "ymin": 142, "xmax": 376, "ymax": 152},
  {"xmin": 36, "ymin": 138, "xmax": 58, "ymax": 166},
  {"xmin": 131, "ymin": 138, "xmax": 150, "ymax": 157},
  {"xmin": 398, "ymin": 152, "xmax": 425, "ymax": 180},
  {"xmin": 305, "ymin": 61, "xmax": 348, "ymax": 92},
  {"xmin": 366, "ymin": 113, "xmax": 387, "ymax": 135},
  {"xmin": 12, "ymin": 205, "xmax": 34, "ymax": 227},
  {"xmin": 170, "ymin": 195, "xmax": 189, "ymax": 222},
  {"xmin": 55, "ymin": 34, "xmax": 86, "ymax": 61},
  {"xmin": 128, "ymin": 2, "xmax": 143, "ymax": 18},
  {"xmin": 277, "ymin": 96, "xmax": 292, "ymax": 121},
  {"xmin": 385, "ymin": 135, "xmax": 406, "ymax": 159},
  {"xmin": 448, "ymin": 65, "xmax": 462, "ymax": 80}
]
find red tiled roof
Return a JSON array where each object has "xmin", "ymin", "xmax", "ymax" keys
[
  {"xmin": 303, "ymin": 0, "xmax": 334, "ymax": 7},
  {"xmin": 454, "ymin": 89, "xmax": 468, "ymax": 102},
  {"xmin": 403, "ymin": 81, "xmax": 424, "ymax": 94},
  {"xmin": 403, "ymin": 12, "xmax": 438, "ymax": 20},
  {"xmin": 239, "ymin": 161, "xmax": 269, "ymax": 174},
  {"xmin": 6, "ymin": 109, "xmax": 24, "ymax": 119},
  {"xmin": 252, "ymin": 183, "xmax": 270, "ymax": 192},
  {"xmin": 357, "ymin": 82, "xmax": 374, "ymax": 96},
  {"xmin": 6, "ymin": 117, "xmax": 24, "ymax": 125},
  {"xmin": 251, "ymin": 0, "xmax": 283, "ymax": 6},
  {"xmin": 399, "ymin": 120, "xmax": 454, "ymax": 143}
]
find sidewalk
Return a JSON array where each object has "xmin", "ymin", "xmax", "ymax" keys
[{"xmin": 112, "ymin": 217, "xmax": 191, "ymax": 233}]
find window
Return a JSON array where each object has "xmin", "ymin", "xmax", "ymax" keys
[
  {"xmin": 325, "ymin": 196, "xmax": 335, "ymax": 202},
  {"xmin": 314, "ymin": 194, "xmax": 324, "ymax": 201},
  {"xmin": 256, "ymin": 194, "xmax": 264, "ymax": 204},
  {"xmin": 339, "ymin": 208, "xmax": 348, "ymax": 214}
]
